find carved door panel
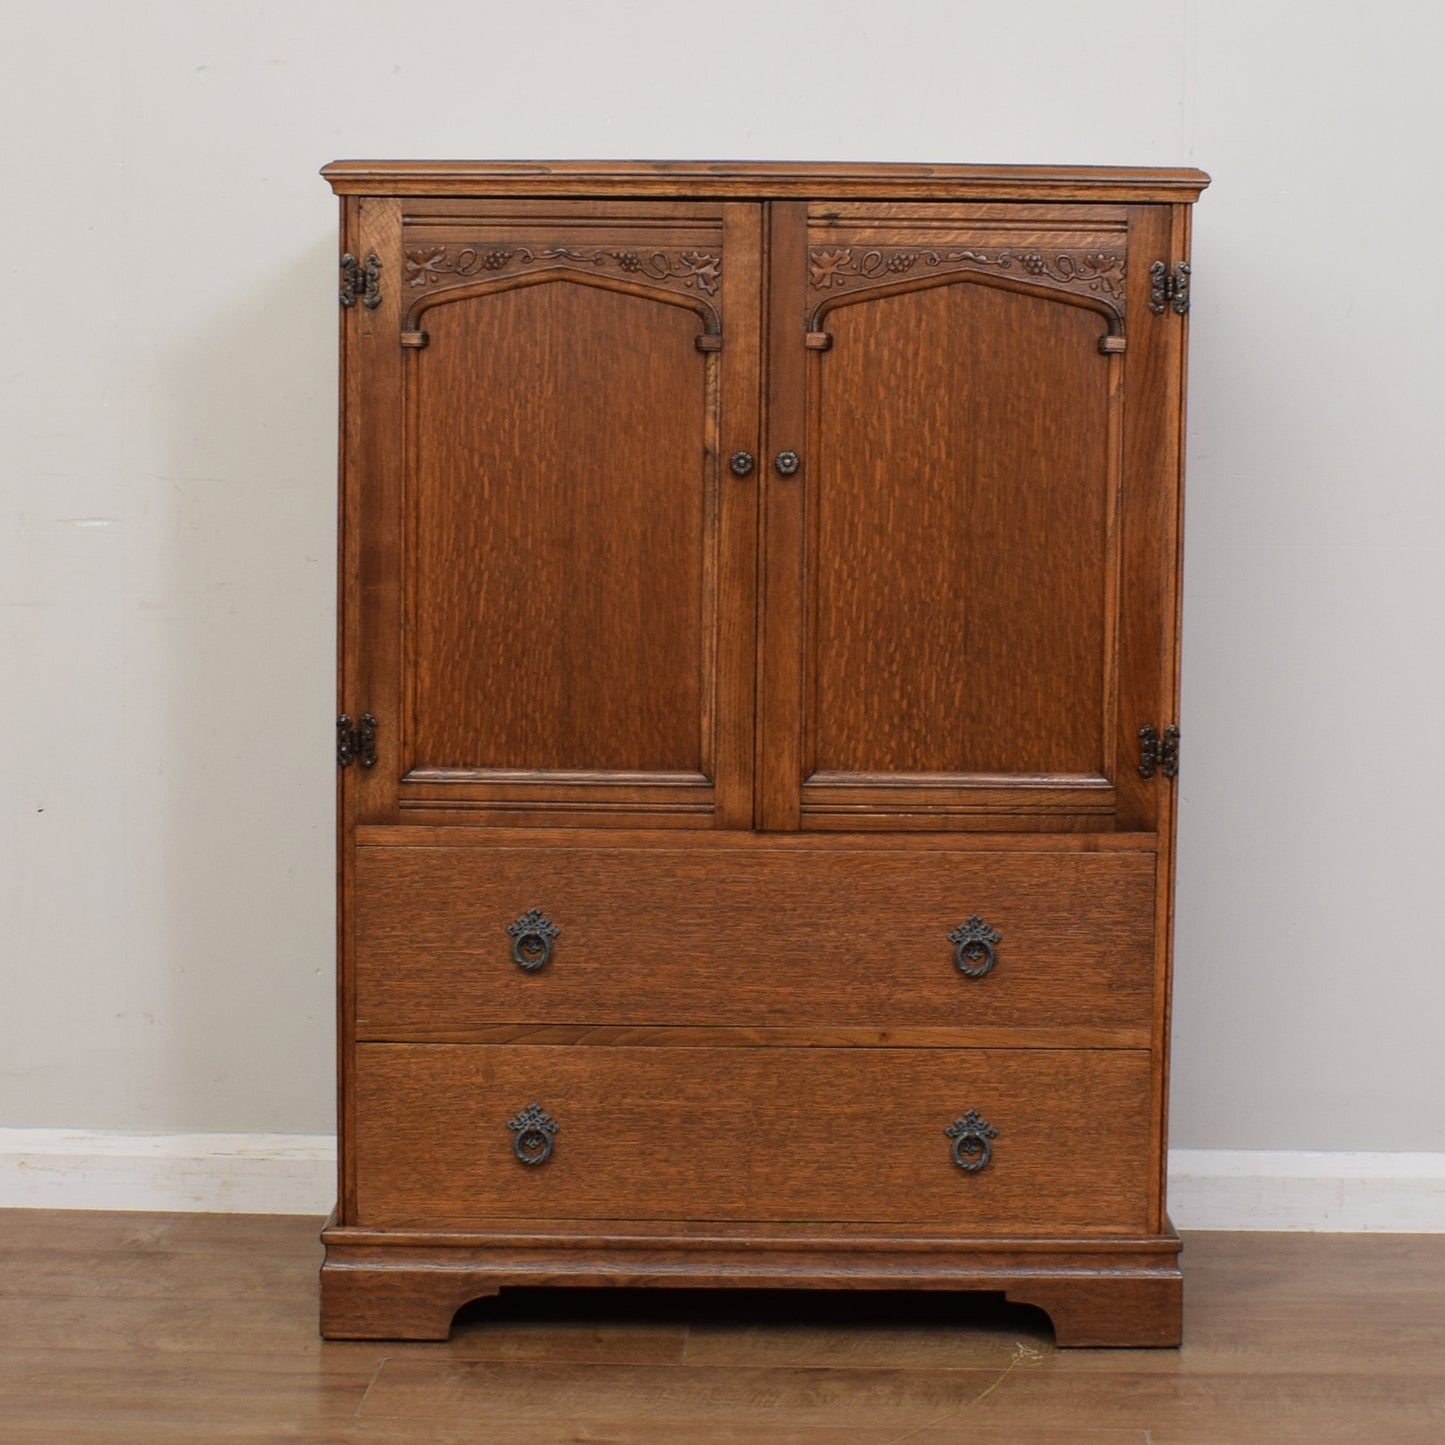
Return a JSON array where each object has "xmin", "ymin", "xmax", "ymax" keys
[
  {"xmin": 344, "ymin": 199, "xmax": 763, "ymax": 828},
  {"xmin": 757, "ymin": 201, "xmax": 1183, "ymax": 833}
]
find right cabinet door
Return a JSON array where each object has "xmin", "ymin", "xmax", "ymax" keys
[{"xmin": 758, "ymin": 200, "xmax": 1185, "ymax": 833}]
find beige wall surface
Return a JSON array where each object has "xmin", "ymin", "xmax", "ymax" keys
[{"xmin": 2, "ymin": 1, "xmax": 1441, "ymax": 1149}]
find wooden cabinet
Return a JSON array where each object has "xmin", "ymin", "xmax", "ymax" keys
[{"xmin": 320, "ymin": 160, "xmax": 1208, "ymax": 1347}]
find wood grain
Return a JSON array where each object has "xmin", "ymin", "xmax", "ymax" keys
[
  {"xmin": 319, "ymin": 1231, "xmax": 1181, "ymax": 1345},
  {"xmin": 353, "ymin": 842, "xmax": 1156, "ymax": 1037},
  {"xmin": 354, "ymin": 824, "xmax": 1159, "ymax": 851},
  {"xmin": 329, "ymin": 162, "xmax": 1202, "ymax": 1348},
  {"xmin": 11, "ymin": 1214, "xmax": 1445, "ymax": 1442},
  {"xmin": 410, "ymin": 282, "xmax": 708, "ymax": 774},
  {"xmin": 350, "ymin": 1044, "xmax": 1154, "ymax": 1230},
  {"xmin": 809, "ymin": 283, "xmax": 1111, "ymax": 778},
  {"xmin": 323, "ymin": 159, "xmax": 1212, "ymax": 203}
]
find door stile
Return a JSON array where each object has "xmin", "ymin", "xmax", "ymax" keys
[
  {"xmin": 713, "ymin": 203, "xmax": 765, "ymax": 828},
  {"xmin": 1114, "ymin": 203, "xmax": 1181, "ymax": 836},
  {"xmin": 1100, "ymin": 345, "xmax": 1127, "ymax": 798},
  {"xmin": 756, "ymin": 202, "xmax": 810, "ymax": 831},
  {"xmin": 337, "ymin": 194, "xmax": 404, "ymax": 1223},
  {"xmin": 346, "ymin": 196, "xmax": 405, "ymax": 832}
]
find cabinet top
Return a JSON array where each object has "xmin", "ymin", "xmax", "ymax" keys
[{"xmin": 321, "ymin": 159, "xmax": 1209, "ymax": 203}]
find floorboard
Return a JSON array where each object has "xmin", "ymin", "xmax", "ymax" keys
[{"xmin": 2, "ymin": 1212, "xmax": 1443, "ymax": 1442}]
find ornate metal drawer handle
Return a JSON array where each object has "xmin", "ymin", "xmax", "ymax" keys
[
  {"xmin": 728, "ymin": 450, "xmax": 755, "ymax": 477},
  {"xmin": 508, "ymin": 1103, "xmax": 559, "ymax": 1166},
  {"xmin": 948, "ymin": 915, "xmax": 1000, "ymax": 978},
  {"xmin": 945, "ymin": 1110, "xmax": 998, "ymax": 1172},
  {"xmin": 508, "ymin": 908, "xmax": 559, "ymax": 971}
]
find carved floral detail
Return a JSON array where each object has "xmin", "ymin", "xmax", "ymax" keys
[
  {"xmin": 405, "ymin": 245, "xmax": 723, "ymax": 296},
  {"xmin": 807, "ymin": 246, "xmax": 1127, "ymax": 309}
]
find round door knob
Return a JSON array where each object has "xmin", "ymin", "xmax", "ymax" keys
[
  {"xmin": 729, "ymin": 451, "xmax": 755, "ymax": 477},
  {"xmin": 775, "ymin": 451, "xmax": 801, "ymax": 476}
]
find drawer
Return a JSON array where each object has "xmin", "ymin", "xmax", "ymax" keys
[
  {"xmin": 352, "ymin": 1043, "xmax": 1154, "ymax": 1232},
  {"xmin": 354, "ymin": 844, "xmax": 1156, "ymax": 1038}
]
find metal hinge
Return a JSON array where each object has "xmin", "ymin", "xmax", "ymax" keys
[
  {"xmin": 339, "ymin": 252, "xmax": 382, "ymax": 310},
  {"xmin": 1148, "ymin": 260, "xmax": 1191, "ymax": 316},
  {"xmin": 337, "ymin": 713, "xmax": 377, "ymax": 769},
  {"xmin": 1138, "ymin": 725, "xmax": 1180, "ymax": 780}
]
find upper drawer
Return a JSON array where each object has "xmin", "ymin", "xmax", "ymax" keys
[{"xmin": 353, "ymin": 841, "xmax": 1156, "ymax": 1041}]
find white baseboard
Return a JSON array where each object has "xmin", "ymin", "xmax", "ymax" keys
[
  {"xmin": 1167, "ymin": 1148, "xmax": 1445, "ymax": 1232},
  {"xmin": 0, "ymin": 1128, "xmax": 336, "ymax": 1216},
  {"xmin": 2, "ymin": 1130, "xmax": 1443, "ymax": 1229}
]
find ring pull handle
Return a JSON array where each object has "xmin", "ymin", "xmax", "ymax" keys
[
  {"xmin": 508, "ymin": 908, "xmax": 559, "ymax": 972},
  {"xmin": 508, "ymin": 1103, "xmax": 560, "ymax": 1166},
  {"xmin": 948, "ymin": 915, "xmax": 1000, "ymax": 978},
  {"xmin": 945, "ymin": 1110, "xmax": 998, "ymax": 1173},
  {"xmin": 774, "ymin": 450, "xmax": 801, "ymax": 476},
  {"xmin": 729, "ymin": 451, "xmax": 756, "ymax": 477}
]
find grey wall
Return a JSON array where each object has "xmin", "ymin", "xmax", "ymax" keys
[{"xmin": 3, "ymin": 0, "xmax": 1441, "ymax": 1149}]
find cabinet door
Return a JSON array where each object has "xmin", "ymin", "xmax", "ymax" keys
[
  {"xmin": 758, "ymin": 201, "xmax": 1184, "ymax": 833},
  {"xmin": 341, "ymin": 199, "xmax": 762, "ymax": 828}
]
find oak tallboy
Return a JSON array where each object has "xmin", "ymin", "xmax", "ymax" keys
[{"xmin": 320, "ymin": 160, "xmax": 1208, "ymax": 1346}]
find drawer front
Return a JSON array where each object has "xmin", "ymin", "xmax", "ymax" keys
[
  {"xmin": 353, "ymin": 1043, "xmax": 1154, "ymax": 1232},
  {"xmin": 354, "ymin": 845, "xmax": 1156, "ymax": 1036}
]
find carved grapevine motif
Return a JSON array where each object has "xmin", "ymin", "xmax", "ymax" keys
[
  {"xmin": 808, "ymin": 246, "xmax": 1127, "ymax": 308},
  {"xmin": 405, "ymin": 245, "xmax": 723, "ymax": 296}
]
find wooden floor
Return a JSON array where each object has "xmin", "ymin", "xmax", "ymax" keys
[{"xmin": 1, "ymin": 1213, "xmax": 1443, "ymax": 1442}]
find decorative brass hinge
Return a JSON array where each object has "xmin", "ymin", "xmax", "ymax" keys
[
  {"xmin": 337, "ymin": 713, "xmax": 377, "ymax": 769},
  {"xmin": 1138, "ymin": 724, "xmax": 1180, "ymax": 780},
  {"xmin": 339, "ymin": 252, "xmax": 382, "ymax": 310},
  {"xmin": 1148, "ymin": 260, "xmax": 1190, "ymax": 316}
]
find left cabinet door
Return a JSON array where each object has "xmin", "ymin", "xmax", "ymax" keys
[{"xmin": 339, "ymin": 197, "xmax": 763, "ymax": 829}]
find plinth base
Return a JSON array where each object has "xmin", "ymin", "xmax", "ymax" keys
[{"xmin": 320, "ymin": 1214, "xmax": 1182, "ymax": 1348}]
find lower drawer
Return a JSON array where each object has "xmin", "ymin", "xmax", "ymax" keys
[{"xmin": 352, "ymin": 1044, "xmax": 1155, "ymax": 1233}]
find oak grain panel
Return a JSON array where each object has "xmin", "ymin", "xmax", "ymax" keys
[
  {"xmin": 409, "ymin": 282, "xmax": 710, "ymax": 775},
  {"xmin": 811, "ymin": 283, "xmax": 1110, "ymax": 778},
  {"xmin": 354, "ymin": 844, "xmax": 1156, "ymax": 1036},
  {"xmin": 351, "ymin": 1045, "xmax": 1153, "ymax": 1230}
]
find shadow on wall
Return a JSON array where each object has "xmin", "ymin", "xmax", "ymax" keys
[{"xmin": 151, "ymin": 234, "xmax": 339, "ymax": 1134}]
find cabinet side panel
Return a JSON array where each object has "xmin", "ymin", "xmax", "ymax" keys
[{"xmin": 1149, "ymin": 200, "xmax": 1194, "ymax": 1232}]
